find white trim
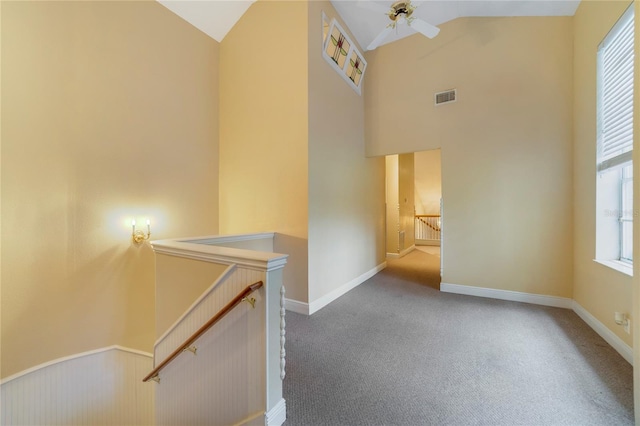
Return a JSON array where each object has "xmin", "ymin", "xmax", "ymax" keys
[
  {"xmin": 309, "ymin": 262, "xmax": 387, "ymax": 315},
  {"xmin": 321, "ymin": 18, "xmax": 366, "ymax": 95},
  {"xmin": 151, "ymin": 235, "xmax": 288, "ymax": 272},
  {"xmin": 572, "ymin": 301, "xmax": 633, "ymax": 365},
  {"xmin": 594, "ymin": 259, "xmax": 633, "ymax": 277},
  {"xmin": 0, "ymin": 345, "xmax": 153, "ymax": 385},
  {"xmin": 155, "ymin": 264, "xmax": 237, "ymax": 346},
  {"xmin": 184, "ymin": 232, "xmax": 275, "ymax": 246},
  {"xmin": 265, "ymin": 398, "xmax": 286, "ymax": 426},
  {"xmin": 284, "ymin": 298, "xmax": 309, "ymax": 315},
  {"xmin": 416, "ymin": 239, "xmax": 441, "ymax": 247},
  {"xmin": 440, "ymin": 282, "xmax": 573, "ymax": 309},
  {"xmin": 386, "ymin": 245, "xmax": 415, "ymax": 259},
  {"xmin": 439, "ymin": 283, "xmax": 633, "ymax": 365}
]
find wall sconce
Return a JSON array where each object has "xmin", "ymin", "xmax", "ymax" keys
[{"xmin": 132, "ymin": 219, "xmax": 151, "ymax": 244}]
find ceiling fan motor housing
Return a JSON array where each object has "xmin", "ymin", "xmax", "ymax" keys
[{"xmin": 389, "ymin": 1, "xmax": 415, "ymax": 21}]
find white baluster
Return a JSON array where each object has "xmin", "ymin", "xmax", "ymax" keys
[{"xmin": 280, "ymin": 285, "xmax": 286, "ymax": 380}]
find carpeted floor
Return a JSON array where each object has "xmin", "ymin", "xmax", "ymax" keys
[{"xmin": 283, "ymin": 249, "xmax": 634, "ymax": 425}]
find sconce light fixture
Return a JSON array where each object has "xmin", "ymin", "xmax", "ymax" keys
[{"xmin": 132, "ymin": 219, "xmax": 151, "ymax": 244}]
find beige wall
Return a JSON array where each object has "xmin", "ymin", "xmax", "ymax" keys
[
  {"xmin": 155, "ymin": 255, "xmax": 229, "ymax": 339},
  {"xmin": 1, "ymin": 1, "xmax": 220, "ymax": 378},
  {"xmin": 385, "ymin": 154, "xmax": 415, "ymax": 254},
  {"xmin": 415, "ymin": 149, "xmax": 442, "ymax": 215},
  {"xmin": 365, "ymin": 17, "xmax": 574, "ymax": 297},
  {"xmin": 398, "ymin": 153, "xmax": 415, "ymax": 250},
  {"xmin": 573, "ymin": 0, "xmax": 633, "ymax": 347},
  {"xmin": 219, "ymin": 0, "xmax": 309, "ymax": 304},
  {"xmin": 307, "ymin": 0, "xmax": 385, "ymax": 303},
  {"xmin": 386, "ymin": 155, "xmax": 400, "ymax": 254}
]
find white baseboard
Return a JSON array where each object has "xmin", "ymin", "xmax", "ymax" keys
[
  {"xmin": 386, "ymin": 245, "xmax": 415, "ymax": 259},
  {"xmin": 416, "ymin": 239, "xmax": 441, "ymax": 246},
  {"xmin": 572, "ymin": 301, "xmax": 633, "ymax": 365},
  {"xmin": 440, "ymin": 283, "xmax": 633, "ymax": 365},
  {"xmin": 265, "ymin": 398, "xmax": 286, "ymax": 426},
  {"xmin": 308, "ymin": 262, "xmax": 386, "ymax": 315},
  {"xmin": 440, "ymin": 282, "xmax": 573, "ymax": 309},
  {"xmin": 285, "ymin": 262, "xmax": 387, "ymax": 316},
  {"xmin": 284, "ymin": 298, "xmax": 309, "ymax": 315}
]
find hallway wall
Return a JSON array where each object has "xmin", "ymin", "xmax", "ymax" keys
[
  {"xmin": 365, "ymin": 16, "xmax": 574, "ymax": 299},
  {"xmin": 218, "ymin": 1, "xmax": 310, "ymax": 303},
  {"xmin": 1, "ymin": 1, "xmax": 220, "ymax": 378},
  {"xmin": 572, "ymin": 0, "xmax": 633, "ymax": 348},
  {"xmin": 414, "ymin": 149, "xmax": 442, "ymax": 216},
  {"xmin": 307, "ymin": 1, "xmax": 386, "ymax": 306}
]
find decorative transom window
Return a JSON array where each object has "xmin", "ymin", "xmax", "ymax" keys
[
  {"xmin": 595, "ymin": 3, "xmax": 634, "ymax": 275},
  {"xmin": 321, "ymin": 15, "xmax": 367, "ymax": 95}
]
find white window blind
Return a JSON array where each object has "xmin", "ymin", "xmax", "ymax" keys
[{"xmin": 597, "ymin": 4, "xmax": 634, "ymax": 172}]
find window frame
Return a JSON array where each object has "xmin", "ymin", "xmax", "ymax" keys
[{"xmin": 595, "ymin": 3, "xmax": 634, "ymax": 274}]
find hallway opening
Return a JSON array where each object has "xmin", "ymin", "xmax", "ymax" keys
[{"xmin": 385, "ymin": 148, "xmax": 442, "ymax": 290}]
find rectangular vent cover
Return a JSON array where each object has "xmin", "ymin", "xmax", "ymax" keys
[{"xmin": 435, "ymin": 89, "xmax": 457, "ymax": 106}]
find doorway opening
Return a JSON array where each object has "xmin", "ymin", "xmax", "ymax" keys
[{"xmin": 385, "ymin": 149, "xmax": 442, "ymax": 290}]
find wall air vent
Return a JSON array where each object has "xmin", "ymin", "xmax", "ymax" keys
[{"xmin": 435, "ymin": 89, "xmax": 457, "ymax": 106}]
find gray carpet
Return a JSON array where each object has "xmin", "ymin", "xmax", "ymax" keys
[{"xmin": 283, "ymin": 250, "xmax": 634, "ymax": 425}]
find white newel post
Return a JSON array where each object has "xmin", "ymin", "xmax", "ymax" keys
[{"xmin": 264, "ymin": 267, "xmax": 287, "ymax": 426}]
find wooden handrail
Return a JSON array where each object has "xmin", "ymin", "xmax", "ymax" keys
[
  {"xmin": 416, "ymin": 215, "xmax": 441, "ymax": 232},
  {"xmin": 143, "ymin": 280, "xmax": 264, "ymax": 383}
]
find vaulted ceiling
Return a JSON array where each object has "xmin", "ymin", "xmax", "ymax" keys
[{"xmin": 158, "ymin": 0, "xmax": 581, "ymax": 50}]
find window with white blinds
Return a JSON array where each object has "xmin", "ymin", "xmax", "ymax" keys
[
  {"xmin": 597, "ymin": 4, "xmax": 634, "ymax": 172},
  {"xmin": 595, "ymin": 3, "xmax": 634, "ymax": 272}
]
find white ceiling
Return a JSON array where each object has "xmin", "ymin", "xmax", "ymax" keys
[
  {"xmin": 157, "ymin": 0, "xmax": 255, "ymax": 42},
  {"xmin": 333, "ymin": 0, "xmax": 581, "ymax": 50},
  {"xmin": 157, "ymin": 0, "xmax": 580, "ymax": 49}
]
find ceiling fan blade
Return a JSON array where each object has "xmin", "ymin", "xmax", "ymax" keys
[
  {"xmin": 357, "ymin": 0, "xmax": 392, "ymax": 15},
  {"xmin": 367, "ymin": 26, "xmax": 393, "ymax": 51},
  {"xmin": 410, "ymin": 18, "xmax": 440, "ymax": 39}
]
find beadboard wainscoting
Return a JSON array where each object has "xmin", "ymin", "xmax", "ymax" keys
[
  {"xmin": 151, "ymin": 235, "xmax": 288, "ymax": 426},
  {"xmin": 153, "ymin": 266, "xmax": 267, "ymax": 426},
  {"xmin": 0, "ymin": 346, "xmax": 155, "ymax": 426}
]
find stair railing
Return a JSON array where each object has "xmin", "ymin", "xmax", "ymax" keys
[
  {"xmin": 142, "ymin": 280, "xmax": 263, "ymax": 383},
  {"xmin": 415, "ymin": 214, "xmax": 441, "ymax": 241}
]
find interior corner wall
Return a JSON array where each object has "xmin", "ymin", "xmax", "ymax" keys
[
  {"xmin": 307, "ymin": 1, "xmax": 386, "ymax": 305},
  {"xmin": 573, "ymin": 0, "xmax": 633, "ymax": 348},
  {"xmin": 365, "ymin": 16, "xmax": 574, "ymax": 298},
  {"xmin": 1, "ymin": 1, "xmax": 220, "ymax": 378},
  {"xmin": 219, "ymin": 1, "xmax": 310, "ymax": 304},
  {"xmin": 414, "ymin": 149, "xmax": 442, "ymax": 215},
  {"xmin": 398, "ymin": 153, "xmax": 415, "ymax": 250},
  {"xmin": 386, "ymin": 155, "xmax": 400, "ymax": 254}
]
